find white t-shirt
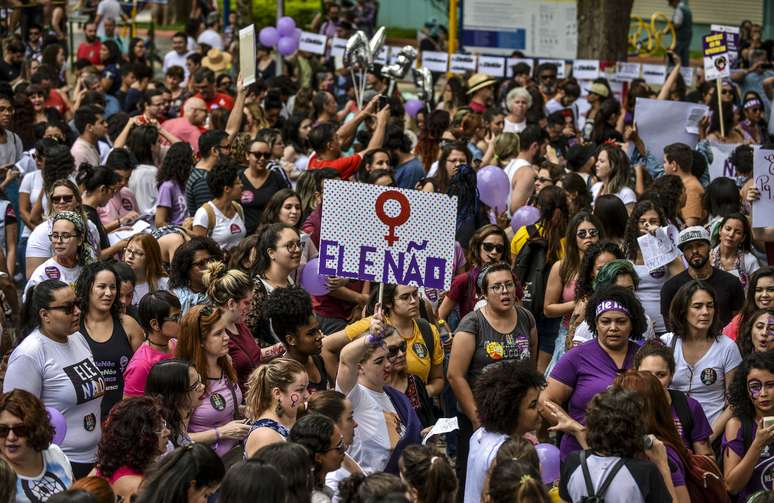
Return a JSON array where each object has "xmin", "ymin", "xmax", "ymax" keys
[
  {"xmin": 14, "ymin": 443, "xmax": 73, "ymax": 502},
  {"xmin": 132, "ymin": 277, "xmax": 170, "ymax": 306},
  {"xmin": 464, "ymin": 428, "xmax": 508, "ymax": 503},
  {"xmin": 19, "ymin": 170, "xmax": 43, "ymax": 238},
  {"xmin": 3, "ymin": 329, "xmax": 105, "ymax": 463},
  {"xmin": 503, "ymin": 117, "xmax": 526, "ymax": 133},
  {"xmin": 197, "ymin": 29, "xmax": 223, "ymax": 50},
  {"xmin": 163, "ymin": 50, "xmax": 191, "ymax": 75},
  {"xmin": 660, "ymin": 333, "xmax": 743, "ymax": 425},
  {"xmin": 95, "ymin": 0, "xmax": 122, "ymax": 37},
  {"xmin": 129, "ymin": 164, "xmax": 159, "ymax": 217},
  {"xmin": 504, "ymin": 158, "xmax": 532, "ymax": 213},
  {"xmin": 26, "ymin": 219, "xmax": 100, "ymax": 260},
  {"xmin": 193, "ymin": 202, "xmax": 246, "ymax": 251},
  {"xmin": 591, "ymin": 182, "xmax": 637, "ymax": 206},
  {"xmin": 325, "ymin": 453, "xmax": 363, "ymax": 503},
  {"xmin": 341, "ymin": 383, "xmax": 404, "ymax": 475},
  {"xmin": 23, "ymin": 258, "xmax": 82, "ymax": 301}
]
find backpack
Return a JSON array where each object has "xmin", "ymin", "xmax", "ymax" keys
[
  {"xmin": 669, "ymin": 388, "xmax": 694, "ymax": 445},
  {"xmin": 579, "ymin": 450, "xmax": 626, "ymax": 503},
  {"xmin": 664, "ymin": 441, "xmax": 730, "ymax": 503},
  {"xmin": 512, "ymin": 224, "xmax": 550, "ymax": 317},
  {"xmin": 415, "ymin": 318, "xmax": 435, "ymax": 360},
  {"xmin": 201, "ymin": 201, "xmax": 245, "ymax": 236}
]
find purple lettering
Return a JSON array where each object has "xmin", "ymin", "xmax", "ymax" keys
[
  {"xmin": 403, "ymin": 254, "xmax": 423, "ymax": 285},
  {"xmin": 424, "ymin": 257, "xmax": 447, "ymax": 289},
  {"xmin": 383, "ymin": 249, "xmax": 404, "ymax": 284},
  {"xmin": 724, "ymin": 159, "xmax": 736, "ymax": 178},
  {"xmin": 358, "ymin": 246, "xmax": 376, "ymax": 281},
  {"xmin": 336, "ymin": 244, "xmax": 359, "ymax": 279},
  {"xmin": 319, "ymin": 240, "xmax": 338, "ymax": 275}
]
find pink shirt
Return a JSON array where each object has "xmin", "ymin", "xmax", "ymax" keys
[
  {"xmin": 122, "ymin": 343, "xmax": 174, "ymax": 397},
  {"xmin": 162, "ymin": 117, "xmax": 202, "ymax": 153},
  {"xmin": 97, "ymin": 187, "xmax": 139, "ymax": 225},
  {"xmin": 188, "ymin": 375, "xmax": 242, "ymax": 457}
]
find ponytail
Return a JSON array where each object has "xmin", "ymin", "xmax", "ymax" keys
[
  {"xmin": 18, "ymin": 279, "xmax": 68, "ymax": 342},
  {"xmin": 487, "ymin": 459, "xmax": 550, "ymax": 503},
  {"xmin": 244, "ymin": 358, "xmax": 306, "ymax": 419},
  {"xmin": 399, "ymin": 445, "xmax": 456, "ymax": 503}
]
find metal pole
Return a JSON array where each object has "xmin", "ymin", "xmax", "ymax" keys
[
  {"xmin": 276, "ymin": 0, "xmax": 284, "ymax": 75},
  {"xmin": 448, "ymin": 0, "xmax": 458, "ymax": 78}
]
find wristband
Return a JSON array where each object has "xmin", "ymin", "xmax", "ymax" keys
[{"xmin": 213, "ymin": 428, "xmax": 221, "ymax": 449}]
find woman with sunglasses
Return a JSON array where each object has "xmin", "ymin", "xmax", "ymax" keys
[
  {"xmin": 544, "ymin": 212, "xmax": 603, "ymax": 371},
  {"xmin": 5, "ymin": 279, "xmax": 104, "ymax": 479},
  {"xmin": 24, "ymin": 211, "xmax": 95, "ymax": 301},
  {"xmin": 0, "ymin": 389, "xmax": 73, "ymax": 502},
  {"xmin": 76, "ymin": 262, "xmax": 144, "ymax": 421},
  {"xmin": 168, "ymin": 237, "xmax": 224, "ymax": 315},
  {"xmin": 123, "ymin": 233, "xmax": 169, "ymax": 306},
  {"xmin": 288, "ymin": 413, "xmax": 346, "ymax": 501},
  {"xmin": 177, "ymin": 304, "xmax": 251, "ymax": 459},
  {"xmin": 92, "ymin": 397, "xmax": 170, "ymax": 501},
  {"xmin": 739, "ymin": 92, "xmax": 768, "ymax": 144},
  {"xmin": 239, "ymin": 138, "xmax": 290, "ymax": 235},
  {"xmin": 155, "ymin": 142, "xmax": 193, "ymax": 229},
  {"xmin": 123, "ymin": 291, "xmax": 182, "ymax": 397},
  {"xmin": 145, "ymin": 358, "xmax": 205, "ymax": 449}
]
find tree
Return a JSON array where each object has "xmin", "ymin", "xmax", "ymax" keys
[{"xmin": 577, "ymin": 0, "xmax": 634, "ymax": 62}]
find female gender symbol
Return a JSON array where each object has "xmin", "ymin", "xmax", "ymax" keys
[{"xmin": 375, "ymin": 190, "xmax": 411, "ymax": 246}]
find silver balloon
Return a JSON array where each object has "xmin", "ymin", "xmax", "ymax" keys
[
  {"xmin": 355, "ymin": 30, "xmax": 372, "ymax": 66},
  {"xmin": 369, "ymin": 27, "xmax": 386, "ymax": 62},
  {"xmin": 412, "ymin": 67, "xmax": 433, "ymax": 102},
  {"xmin": 344, "ymin": 31, "xmax": 370, "ymax": 69}
]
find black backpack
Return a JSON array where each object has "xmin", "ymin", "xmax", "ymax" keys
[
  {"xmin": 669, "ymin": 388, "xmax": 695, "ymax": 445},
  {"xmin": 512, "ymin": 225, "xmax": 550, "ymax": 317},
  {"xmin": 580, "ymin": 450, "xmax": 626, "ymax": 503}
]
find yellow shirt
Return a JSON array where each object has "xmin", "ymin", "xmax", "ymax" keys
[
  {"xmin": 510, "ymin": 223, "xmax": 566, "ymax": 260},
  {"xmin": 344, "ymin": 315, "xmax": 444, "ymax": 383}
]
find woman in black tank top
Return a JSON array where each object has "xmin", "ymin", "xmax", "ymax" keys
[{"xmin": 76, "ymin": 262, "xmax": 145, "ymax": 420}]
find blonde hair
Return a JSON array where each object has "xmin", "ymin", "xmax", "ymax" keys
[
  {"xmin": 202, "ymin": 261, "xmax": 252, "ymax": 306},
  {"xmin": 245, "ymin": 358, "xmax": 306, "ymax": 418},
  {"xmin": 506, "ymin": 87, "xmax": 532, "ymax": 110},
  {"xmin": 493, "ymin": 133, "xmax": 520, "ymax": 166}
]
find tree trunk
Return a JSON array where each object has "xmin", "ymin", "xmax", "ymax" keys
[
  {"xmin": 577, "ymin": 0, "xmax": 634, "ymax": 62},
  {"xmin": 237, "ymin": 0, "xmax": 253, "ymax": 25}
]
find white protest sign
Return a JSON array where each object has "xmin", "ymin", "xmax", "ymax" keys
[
  {"xmin": 642, "ymin": 64, "xmax": 667, "ymax": 85},
  {"xmin": 572, "ymin": 59, "xmax": 600, "ymax": 80},
  {"xmin": 752, "ymin": 148, "xmax": 774, "ymax": 228},
  {"xmin": 478, "ymin": 55, "xmax": 506, "ymax": 77},
  {"xmin": 638, "ymin": 227, "xmax": 681, "ymax": 272},
  {"xmin": 450, "ymin": 53, "xmax": 477, "ymax": 73},
  {"xmin": 634, "ymin": 98, "xmax": 709, "ymax": 163},
  {"xmin": 238, "ymin": 25, "xmax": 256, "ymax": 86},
  {"xmin": 421, "ymin": 51, "xmax": 449, "ymax": 73},
  {"xmin": 538, "ymin": 59, "xmax": 566, "ymax": 78},
  {"xmin": 299, "ymin": 31, "xmax": 327, "ymax": 55},
  {"xmin": 422, "ymin": 417, "xmax": 459, "ymax": 445},
  {"xmin": 331, "ymin": 37, "xmax": 347, "ymax": 58},
  {"xmin": 507, "ymin": 57, "xmax": 533, "ymax": 77},
  {"xmin": 708, "ymin": 142, "xmax": 742, "ymax": 180},
  {"xmin": 616, "ymin": 62, "xmax": 641, "ymax": 81},
  {"xmin": 703, "ymin": 32, "xmax": 731, "ymax": 81},
  {"xmin": 319, "ymin": 181, "xmax": 458, "ymax": 290}
]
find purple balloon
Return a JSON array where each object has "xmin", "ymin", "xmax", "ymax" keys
[
  {"xmin": 259, "ymin": 26, "xmax": 279, "ymax": 48},
  {"xmin": 510, "ymin": 205, "xmax": 541, "ymax": 232},
  {"xmin": 476, "ymin": 166, "xmax": 510, "ymax": 214},
  {"xmin": 404, "ymin": 99, "xmax": 424, "ymax": 118},
  {"xmin": 277, "ymin": 16, "xmax": 297, "ymax": 37},
  {"xmin": 535, "ymin": 443, "xmax": 560, "ymax": 484},
  {"xmin": 277, "ymin": 36, "xmax": 299, "ymax": 56},
  {"xmin": 300, "ymin": 258, "xmax": 330, "ymax": 297},
  {"xmin": 47, "ymin": 407, "xmax": 67, "ymax": 445},
  {"xmin": 292, "ymin": 28, "xmax": 302, "ymax": 41}
]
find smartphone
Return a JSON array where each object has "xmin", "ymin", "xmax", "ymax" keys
[
  {"xmin": 763, "ymin": 417, "xmax": 774, "ymax": 429},
  {"xmin": 378, "ymin": 95, "xmax": 390, "ymax": 108},
  {"xmin": 643, "ymin": 434, "xmax": 654, "ymax": 449}
]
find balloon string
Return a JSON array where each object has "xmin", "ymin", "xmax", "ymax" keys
[
  {"xmin": 360, "ymin": 69, "xmax": 367, "ymax": 109},
  {"xmin": 350, "ymin": 68, "xmax": 361, "ymax": 110}
]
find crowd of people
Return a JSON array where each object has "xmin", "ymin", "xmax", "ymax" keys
[{"xmin": 0, "ymin": 0, "xmax": 772, "ymax": 502}]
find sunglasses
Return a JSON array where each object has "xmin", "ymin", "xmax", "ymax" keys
[
  {"xmin": 576, "ymin": 229, "xmax": 599, "ymax": 239},
  {"xmin": 481, "ymin": 242, "xmax": 505, "ymax": 254},
  {"xmin": 0, "ymin": 424, "xmax": 30, "ymax": 438},
  {"xmin": 326, "ymin": 436, "xmax": 347, "ymax": 453},
  {"xmin": 387, "ymin": 340, "xmax": 407, "ymax": 359},
  {"xmin": 51, "ymin": 195, "xmax": 74, "ymax": 204},
  {"xmin": 250, "ymin": 151, "xmax": 272, "ymax": 160},
  {"xmin": 46, "ymin": 302, "xmax": 78, "ymax": 314}
]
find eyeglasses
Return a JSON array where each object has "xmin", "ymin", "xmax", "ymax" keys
[
  {"xmin": 155, "ymin": 419, "xmax": 168, "ymax": 436},
  {"xmin": 249, "ymin": 151, "xmax": 272, "ymax": 160},
  {"xmin": 192, "ymin": 256, "xmax": 214, "ymax": 268},
  {"xmin": 576, "ymin": 229, "xmax": 599, "ymax": 239},
  {"xmin": 49, "ymin": 232, "xmax": 79, "ymax": 242},
  {"xmin": 51, "ymin": 195, "xmax": 74, "ymax": 204},
  {"xmin": 749, "ymin": 107, "xmax": 763, "ymax": 113},
  {"xmin": 0, "ymin": 106, "xmax": 13, "ymax": 113},
  {"xmin": 481, "ymin": 242, "xmax": 505, "ymax": 254},
  {"xmin": 489, "ymin": 282, "xmax": 516, "ymax": 293},
  {"xmin": 326, "ymin": 436, "xmax": 347, "ymax": 453},
  {"xmin": 124, "ymin": 247, "xmax": 146, "ymax": 258},
  {"xmin": 536, "ymin": 177, "xmax": 553, "ymax": 184},
  {"xmin": 278, "ymin": 241, "xmax": 303, "ymax": 252},
  {"xmin": 0, "ymin": 424, "xmax": 30, "ymax": 438},
  {"xmin": 46, "ymin": 301, "xmax": 79, "ymax": 314},
  {"xmin": 387, "ymin": 340, "xmax": 407, "ymax": 359},
  {"xmin": 721, "ymin": 89, "xmax": 733, "ymax": 96}
]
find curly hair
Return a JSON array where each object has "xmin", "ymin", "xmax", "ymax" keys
[
  {"xmin": 586, "ymin": 387, "xmax": 646, "ymax": 457},
  {"xmin": 575, "ymin": 241, "xmax": 624, "ymax": 300},
  {"xmin": 738, "ymin": 309, "xmax": 774, "ymax": 357},
  {"xmin": 96, "ymin": 396, "xmax": 164, "ymax": 478},
  {"xmin": 584, "ymin": 285, "xmax": 648, "ymax": 338},
  {"xmin": 42, "ymin": 144, "xmax": 75, "ymax": 193},
  {"xmin": 669, "ymin": 280, "xmax": 720, "ymax": 340},
  {"xmin": 264, "ymin": 286, "xmax": 314, "ymax": 346},
  {"xmin": 473, "ymin": 360, "xmax": 545, "ymax": 434},
  {"xmin": 168, "ymin": 237, "xmax": 224, "ymax": 289},
  {"xmin": 207, "ymin": 156, "xmax": 241, "ymax": 198},
  {"xmin": 623, "ymin": 200, "xmax": 668, "ymax": 261},
  {"xmin": 260, "ymin": 189, "xmax": 303, "ymax": 229},
  {"xmin": 0, "ymin": 389, "xmax": 54, "ymax": 451},
  {"xmin": 156, "ymin": 142, "xmax": 193, "ymax": 188},
  {"xmin": 288, "ymin": 413, "xmax": 336, "ymax": 488},
  {"xmin": 646, "ymin": 175, "xmax": 684, "ymax": 226},
  {"xmin": 728, "ymin": 351, "xmax": 774, "ymax": 421},
  {"xmin": 75, "ymin": 261, "xmax": 121, "ymax": 320}
]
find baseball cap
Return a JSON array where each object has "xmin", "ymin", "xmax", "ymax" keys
[{"xmin": 677, "ymin": 226, "xmax": 711, "ymax": 250}]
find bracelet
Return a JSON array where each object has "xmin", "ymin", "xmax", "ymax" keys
[{"xmin": 213, "ymin": 428, "xmax": 221, "ymax": 449}]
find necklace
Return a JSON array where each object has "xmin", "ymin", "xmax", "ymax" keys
[{"xmin": 146, "ymin": 337, "xmax": 168, "ymax": 351}]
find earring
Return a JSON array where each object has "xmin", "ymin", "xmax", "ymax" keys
[{"xmin": 275, "ymin": 401, "xmax": 284, "ymax": 418}]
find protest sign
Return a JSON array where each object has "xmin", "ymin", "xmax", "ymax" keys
[
  {"xmin": 703, "ymin": 32, "xmax": 730, "ymax": 81},
  {"xmin": 572, "ymin": 59, "xmax": 600, "ymax": 80},
  {"xmin": 299, "ymin": 31, "xmax": 327, "ymax": 55},
  {"xmin": 331, "ymin": 37, "xmax": 347, "ymax": 58},
  {"xmin": 616, "ymin": 62, "xmax": 641, "ymax": 81},
  {"xmin": 238, "ymin": 26, "xmax": 256, "ymax": 86},
  {"xmin": 642, "ymin": 64, "xmax": 667, "ymax": 85},
  {"xmin": 708, "ymin": 142, "xmax": 741, "ymax": 180},
  {"xmin": 319, "ymin": 181, "xmax": 458, "ymax": 290},
  {"xmin": 507, "ymin": 57, "xmax": 533, "ymax": 77},
  {"xmin": 450, "ymin": 53, "xmax": 478, "ymax": 73},
  {"xmin": 421, "ymin": 51, "xmax": 449, "ymax": 73},
  {"xmin": 752, "ymin": 148, "xmax": 774, "ymax": 228},
  {"xmin": 538, "ymin": 59, "xmax": 566, "ymax": 78},
  {"xmin": 634, "ymin": 98, "xmax": 708, "ymax": 163},
  {"xmin": 711, "ymin": 24, "xmax": 740, "ymax": 66},
  {"xmin": 637, "ymin": 227, "xmax": 681, "ymax": 272},
  {"xmin": 478, "ymin": 55, "xmax": 506, "ymax": 77}
]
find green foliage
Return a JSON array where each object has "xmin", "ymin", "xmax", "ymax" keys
[{"xmin": 249, "ymin": 0, "xmax": 321, "ymax": 30}]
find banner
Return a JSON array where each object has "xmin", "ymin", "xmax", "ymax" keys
[
  {"xmin": 450, "ymin": 53, "xmax": 477, "ymax": 73},
  {"xmin": 319, "ymin": 181, "xmax": 458, "ymax": 290},
  {"xmin": 299, "ymin": 31, "xmax": 327, "ymax": 55},
  {"xmin": 616, "ymin": 62, "xmax": 642, "ymax": 81},
  {"xmin": 572, "ymin": 59, "xmax": 600, "ymax": 80},
  {"xmin": 421, "ymin": 51, "xmax": 449, "ymax": 73},
  {"xmin": 708, "ymin": 142, "xmax": 742, "ymax": 180},
  {"xmin": 642, "ymin": 64, "xmax": 667, "ymax": 85},
  {"xmin": 478, "ymin": 55, "xmax": 506, "ymax": 77},
  {"xmin": 752, "ymin": 148, "xmax": 774, "ymax": 228},
  {"xmin": 634, "ymin": 98, "xmax": 709, "ymax": 163},
  {"xmin": 538, "ymin": 58, "xmax": 566, "ymax": 78}
]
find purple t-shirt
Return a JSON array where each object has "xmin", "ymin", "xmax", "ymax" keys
[
  {"xmin": 723, "ymin": 420, "xmax": 774, "ymax": 501},
  {"xmin": 672, "ymin": 394, "xmax": 713, "ymax": 450},
  {"xmin": 156, "ymin": 180, "xmax": 187, "ymax": 225},
  {"xmin": 549, "ymin": 339, "xmax": 638, "ymax": 460},
  {"xmin": 665, "ymin": 444, "xmax": 686, "ymax": 488},
  {"xmin": 188, "ymin": 375, "xmax": 242, "ymax": 457}
]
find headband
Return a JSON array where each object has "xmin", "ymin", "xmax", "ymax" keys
[
  {"xmin": 595, "ymin": 299, "xmax": 630, "ymax": 317},
  {"xmin": 52, "ymin": 210, "xmax": 96, "ymax": 266},
  {"xmin": 745, "ymin": 98, "xmax": 763, "ymax": 109}
]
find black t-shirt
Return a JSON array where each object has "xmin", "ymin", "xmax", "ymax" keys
[
  {"xmin": 660, "ymin": 268, "xmax": 745, "ymax": 330},
  {"xmin": 0, "ymin": 61, "xmax": 21, "ymax": 82},
  {"xmin": 84, "ymin": 205, "xmax": 110, "ymax": 251},
  {"xmin": 238, "ymin": 169, "xmax": 289, "ymax": 235}
]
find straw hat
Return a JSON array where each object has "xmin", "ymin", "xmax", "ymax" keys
[
  {"xmin": 466, "ymin": 73, "xmax": 497, "ymax": 95},
  {"xmin": 202, "ymin": 48, "xmax": 232, "ymax": 73}
]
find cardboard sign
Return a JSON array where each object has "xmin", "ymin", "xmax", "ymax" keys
[
  {"xmin": 478, "ymin": 55, "xmax": 506, "ymax": 77},
  {"xmin": 752, "ymin": 148, "xmax": 774, "ymax": 228},
  {"xmin": 331, "ymin": 37, "xmax": 347, "ymax": 58},
  {"xmin": 450, "ymin": 53, "xmax": 477, "ymax": 73},
  {"xmin": 238, "ymin": 25, "xmax": 256, "ymax": 86},
  {"xmin": 638, "ymin": 226, "xmax": 681, "ymax": 272},
  {"xmin": 421, "ymin": 51, "xmax": 449, "ymax": 73},
  {"xmin": 703, "ymin": 32, "xmax": 730, "ymax": 81},
  {"xmin": 642, "ymin": 64, "xmax": 667, "ymax": 85},
  {"xmin": 507, "ymin": 57, "xmax": 533, "ymax": 77},
  {"xmin": 299, "ymin": 31, "xmax": 327, "ymax": 55},
  {"xmin": 572, "ymin": 59, "xmax": 600, "ymax": 80},
  {"xmin": 616, "ymin": 62, "xmax": 642, "ymax": 81},
  {"xmin": 319, "ymin": 181, "xmax": 458, "ymax": 290},
  {"xmin": 538, "ymin": 58, "xmax": 566, "ymax": 78}
]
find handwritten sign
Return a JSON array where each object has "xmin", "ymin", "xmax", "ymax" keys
[
  {"xmin": 703, "ymin": 32, "xmax": 730, "ymax": 81},
  {"xmin": 450, "ymin": 53, "xmax": 477, "ymax": 73},
  {"xmin": 638, "ymin": 226, "xmax": 681, "ymax": 272},
  {"xmin": 572, "ymin": 59, "xmax": 600, "ymax": 80},
  {"xmin": 299, "ymin": 31, "xmax": 327, "ymax": 55},
  {"xmin": 319, "ymin": 181, "xmax": 458, "ymax": 290},
  {"xmin": 238, "ymin": 25, "xmax": 256, "ymax": 86},
  {"xmin": 478, "ymin": 55, "xmax": 506, "ymax": 77},
  {"xmin": 753, "ymin": 148, "xmax": 774, "ymax": 228},
  {"xmin": 421, "ymin": 51, "xmax": 449, "ymax": 73}
]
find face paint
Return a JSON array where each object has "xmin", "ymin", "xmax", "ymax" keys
[
  {"xmin": 749, "ymin": 379, "xmax": 763, "ymax": 399},
  {"xmin": 290, "ymin": 393, "xmax": 300, "ymax": 408}
]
